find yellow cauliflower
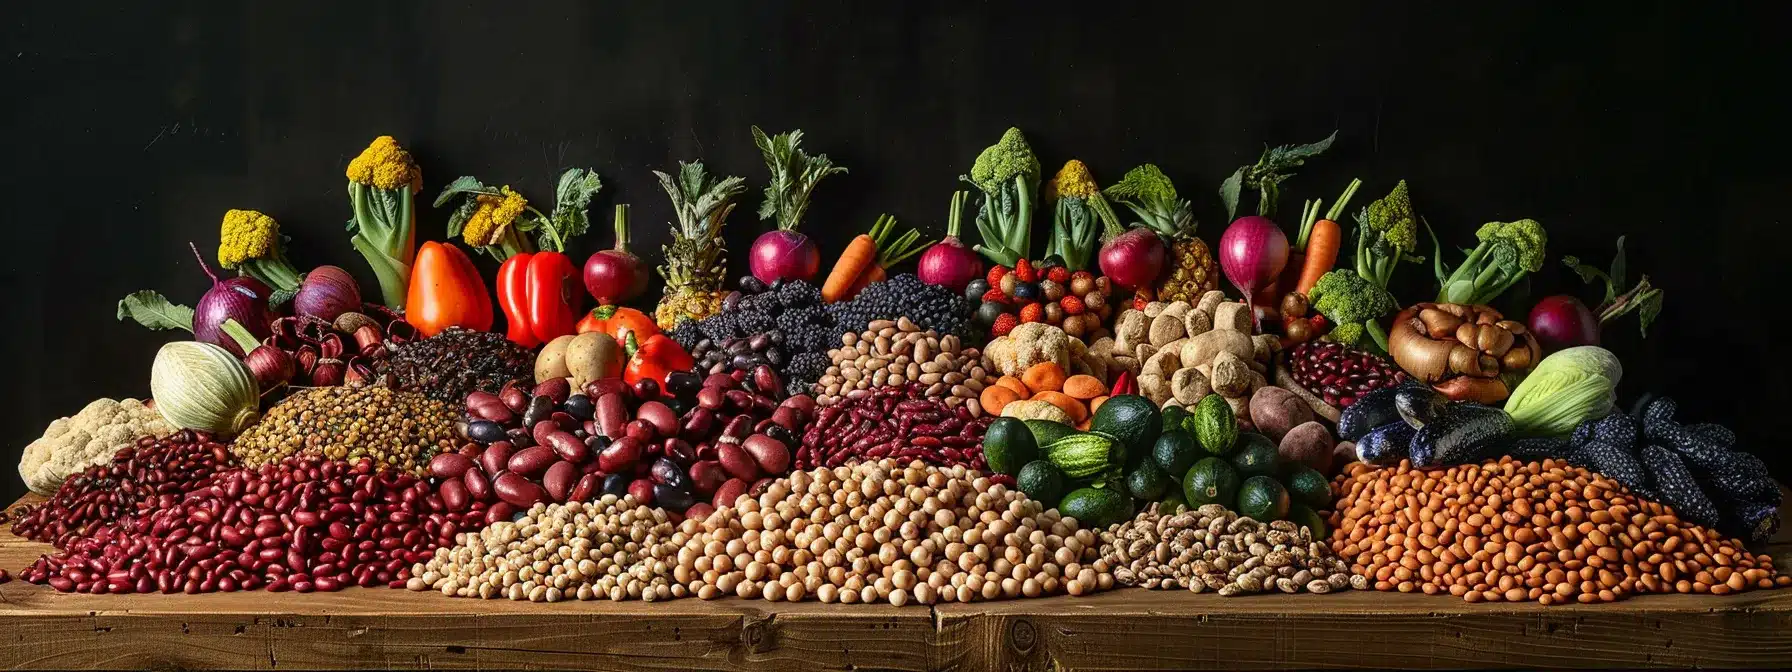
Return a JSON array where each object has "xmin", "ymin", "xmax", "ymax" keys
[
  {"xmin": 18, "ymin": 398, "xmax": 173, "ymax": 495},
  {"xmin": 345, "ymin": 135, "xmax": 422, "ymax": 192},
  {"xmin": 982, "ymin": 322, "xmax": 1072, "ymax": 377}
]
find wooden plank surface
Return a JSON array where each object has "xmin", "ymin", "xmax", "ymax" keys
[{"xmin": 2, "ymin": 495, "xmax": 1790, "ymax": 671}]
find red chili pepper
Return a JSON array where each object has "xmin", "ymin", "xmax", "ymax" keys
[
  {"xmin": 496, "ymin": 253, "xmax": 539, "ymax": 348},
  {"xmin": 525, "ymin": 251, "xmax": 581, "ymax": 343},
  {"xmin": 1110, "ymin": 371, "xmax": 1137, "ymax": 397},
  {"xmin": 623, "ymin": 332, "xmax": 694, "ymax": 387}
]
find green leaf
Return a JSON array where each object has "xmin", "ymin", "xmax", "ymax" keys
[
  {"xmin": 1270, "ymin": 130, "xmax": 1338, "ymax": 163},
  {"xmin": 444, "ymin": 198, "xmax": 479, "ymax": 239},
  {"xmin": 1219, "ymin": 167, "xmax": 1245, "ymax": 221},
  {"xmin": 433, "ymin": 175, "xmax": 494, "ymax": 207},
  {"xmin": 269, "ymin": 286, "xmax": 298, "ymax": 308},
  {"xmin": 555, "ymin": 168, "xmax": 603, "ymax": 211},
  {"xmin": 117, "ymin": 290, "xmax": 194, "ymax": 332},
  {"xmin": 1635, "ymin": 286, "xmax": 1663, "ymax": 337},
  {"xmin": 1607, "ymin": 236, "xmax": 1627, "ymax": 298}
]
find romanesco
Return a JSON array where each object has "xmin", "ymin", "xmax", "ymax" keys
[{"xmin": 1353, "ymin": 180, "xmax": 1424, "ymax": 290}]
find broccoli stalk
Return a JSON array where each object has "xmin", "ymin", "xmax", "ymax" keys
[
  {"xmin": 962, "ymin": 128, "xmax": 1041, "ymax": 267},
  {"xmin": 1307, "ymin": 268, "xmax": 1396, "ymax": 353},
  {"xmin": 344, "ymin": 136, "xmax": 422, "ymax": 309},
  {"xmin": 1352, "ymin": 180, "xmax": 1425, "ymax": 291},
  {"xmin": 1431, "ymin": 219, "xmax": 1548, "ymax": 305}
]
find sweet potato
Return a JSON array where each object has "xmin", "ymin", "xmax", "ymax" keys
[
  {"xmin": 1020, "ymin": 362, "xmax": 1067, "ymax": 394},
  {"xmin": 1032, "ymin": 391, "xmax": 1087, "ymax": 424},
  {"xmin": 995, "ymin": 376, "xmax": 1032, "ymax": 398},
  {"xmin": 1088, "ymin": 395, "xmax": 1109, "ymax": 415},
  {"xmin": 1062, "ymin": 374, "xmax": 1106, "ymax": 400},
  {"xmin": 979, "ymin": 385, "xmax": 1021, "ymax": 416}
]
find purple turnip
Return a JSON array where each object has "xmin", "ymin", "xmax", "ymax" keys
[
  {"xmin": 1528, "ymin": 295, "xmax": 1601, "ymax": 351},
  {"xmin": 1097, "ymin": 228, "xmax": 1166, "ymax": 291},
  {"xmin": 916, "ymin": 190, "xmax": 983, "ymax": 293},
  {"xmin": 584, "ymin": 204, "xmax": 649, "ymax": 304},
  {"xmin": 748, "ymin": 230, "xmax": 821, "ymax": 284}
]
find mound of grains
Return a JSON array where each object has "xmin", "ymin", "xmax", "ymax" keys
[
  {"xmin": 812, "ymin": 318, "xmax": 993, "ymax": 410},
  {"xmin": 1099, "ymin": 504, "xmax": 1362, "ymax": 596},
  {"xmin": 1331, "ymin": 457, "xmax": 1791, "ymax": 604},
  {"xmin": 673, "ymin": 460, "xmax": 1109, "ymax": 605},
  {"xmin": 13, "ymin": 431, "xmax": 234, "ymax": 547},
  {"xmin": 230, "ymin": 385, "xmax": 457, "ymax": 473},
  {"xmin": 383, "ymin": 327, "xmax": 535, "ymax": 403},
  {"xmin": 407, "ymin": 496, "xmax": 687, "ymax": 602}
]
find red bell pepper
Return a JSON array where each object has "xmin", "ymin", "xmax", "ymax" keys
[
  {"xmin": 496, "ymin": 251, "xmax": 582, "ymax": 347},
  {"xmin": 623, "ymin": 332, "xmax": 694, "ymax": 387},
  {"xmin": 1110, "ymin": 371, "xmax": 1138, "ymax": 397},
  {"xmin": 405, "ymin": 242, "xmax": 493, "ymax": 337},
  {"xmin": 577, "ymin": 305, "xmax": 660, "ymax": 345}
]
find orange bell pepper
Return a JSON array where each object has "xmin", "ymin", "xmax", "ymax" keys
[
  {"xmin": 622, "ymin": 332, "xmax": 693, "ymax": 387},
  {"xmin": 406, "ymin": 241, "xmax": 493, "ymax": 337},
  {"xmin": 578, "ymin": 305, "xmax": 660, "ymax": 345}
]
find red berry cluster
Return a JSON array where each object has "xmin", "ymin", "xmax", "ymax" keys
[{"xmin": 975, "ymin": 259, "xmax": 1117, "ymax": 338}]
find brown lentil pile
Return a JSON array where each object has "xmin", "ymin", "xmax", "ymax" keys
[
  {"xmin": 382, "ymin": 327, "xmax": 535, "ymax": 404},
  {"xmin": 407, "ymin": 497, "xmax": 687, "ymax": 602},
  {"xmin": 231, "ymin": 385, "xmax": 457, "ymax": 474},
  {"xmin": 673, "ymin": 460, "xmax": 1110, "ymax": 605},
  {"xmin": 1331, "ymin": 457, "xmax": 1791, "ymax": 604},
  {"xmin": 813, "ymin": 318, "xmax": 993, "ymax": 414},
  {"xmin": 1100, "ymin": 504, "xmax": 1363, "ymax": 596}
]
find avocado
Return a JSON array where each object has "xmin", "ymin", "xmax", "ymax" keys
[
  {"xmin": 1125, "ymin": 458, "xmax": 1173, "ymax": 501},
  {"xmin": 982, "ymin": 417, "xmax": 1038, "ymax": 476},
  {"xmin": 1183, "ymin": 457, "xmax": 1241, "ymax": 508},
  {"xmin": 1237, "ymin": 476, "xmax": 1291, "ymax": 522},
  {"xmin": 1059, "ymin": 486, "xmax": 1132, "ymax": 529},
  {"xmin": 1089, "ymin": 395, "xmax": 1161, "ymax": 462},
  {"xmin": 1024, "ymin": 419, "xmax": 1081, "ymax": 449},
  {"xmin": 1158, "ymin": 489, "xmax": 1189, "ymax": 516},
  {"xmin": 1160, "ymin": 405, "xmax": 1193, "ymax": 435},
  {"xmin": 1190, "ymin": 394, "xmax": 1238, "ymax": 456},
  {"xmin": 1284, "ymin": 466, "xmax": 1333, "ymax": 510},
  {"xmin": 1016, "ymin": 460, "xmax": 1067, "ymax": 506},
  {"xmin": 1151, "ymin": 430, "xmax": 1203, "ymax": 478},
  {"xmin": 1229, "ymin": 433, "xmax": 1282, "ymax": 479}
]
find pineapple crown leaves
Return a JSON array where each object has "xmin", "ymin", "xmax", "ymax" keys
[
  {"xmin": 752, "ymin": 126, "xmax": 847, "ymax": 231},
  {"xmin": 654, "ymin": 161, "xmax": 748, "ymax": 240}
]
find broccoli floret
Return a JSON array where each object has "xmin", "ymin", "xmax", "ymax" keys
[
  {"xmin": 1352, "ymin": 180, "xmax": 1424, "ymax": 290},
  {"xmin": 961, "ymin": 128, "xmax": 1042, "ymax": 266},
  {"xmin": 1433, "ymin": 218, "xmax": 1547, "ymax": 305},
  {"xmin": 968, "ymin": 127, "xmax": 1040, "ymax": 194},
  {"xmin": 1307, "ymin": 269, "xmax": 1396, "ymax": 351}
]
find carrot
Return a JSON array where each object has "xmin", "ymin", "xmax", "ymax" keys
[
  {"xmin": 979, "ymin": 385, "xmax": 1021, "ymax": 416},
  {"xmin": 1292, "ymin": 178, "xmax": 1363, "ymax": 296},
  {"xmin": 995, "ymin": 376, "xmax": 1032, "ymax": 398},
  {"xmin": 822, "ymin": 234, "xmax": 878, "ymax": 303},
  {"xmin": 1062, "ymin": 375, "xmax": 1105, "ymax": 400},
  {"xmin": 1033, "ymin": 391, "xmax": 1086, "ymax": 424},
  {"xmin": 822, "ymin": 214, "xmax": 933, "ymax": 303},
  {"xmin": 1020, "ymin": 362, "xmax": 1067, "ymax": 394}
]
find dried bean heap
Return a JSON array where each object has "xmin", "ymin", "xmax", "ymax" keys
[
  {"xmin": 383, "ymin": 327, "xmax": 535, "ymax": 404},
  {"xmin": 673, "ymin": 460, "xmax": 1110, "ymax": 605},
  {"xmin": 798, "ymin": 384, "xmax": 994, "ymax": 471},
  {"xmin": 813, "ymin": 317, "xmax": 993, "ymax": 410},
  {"xmin": 1099, "ymin": 503, "xmax": 1361, "ymax": 596},
  {"xmin": 1332, "ymin": 457, "xmax": 1790, "ymax": 604},
  {"xmin": 231, "ymin": 385, "xmax": 458, "ymax": 474},
  {"xmin": 407, "ymin": 496, "xmax": 686, "ymax": 602},
  {"xmin": 20, "ymin": 456, "xmax": 487, "ymax": 594},
  {"xmin": 668, "ymin": 278, "xmax": 839, "ymax": 397},
  {"xmin": 13, "ymin": 431, "xmax": 234, "ymax": 547}
]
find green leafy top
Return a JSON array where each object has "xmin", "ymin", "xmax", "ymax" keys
[
  {"xmin": 118, "ymin": 290, "xmax": 195, "ymax": 332},
  {"xmin": 752, "ymin": 126, "xmax": 847, "ymax": 232},
  {"xmin": 1219, "ymin": 131, "xmax": 1337, "ymax": 220},
  {"xmin": 1562, "ymin": 236, "xmax": 1664, "ymax": 337},
  {"xmin": 967, "ymin": 127, "xmax": 1041, "ymax": 194},
  {"xmin": 1105, "ymin": 163, "xmax": 1194, "ymax": 239},
  {"xmin": 435, "ymin": 168, "xmax": 603, "ymax": 256},
  {"xmin": 655, "ymin": 161, "xmax": 748, "ymax": 239}
]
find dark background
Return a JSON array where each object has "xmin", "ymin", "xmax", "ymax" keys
[{"xmin": 3, "ymin": 2, "xmax": 1785, "ymax": 504}]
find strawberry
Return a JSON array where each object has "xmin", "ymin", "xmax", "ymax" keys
[
  {"xmin": 981, "ymin": 288, "xmax": 1009, "ymax": 304},
  {"xmin": 991, "ymin": 313, "xmax": 1019, "ymax": 337},
  {"xmin": 1047, "ymin": 266, "xmax": 1071, "ymax": 284},
  {"xmin": 1013, "ymin": 258, "xmax": 1037, "ymax": 283},
  {"xmin": 1132, "ymin": 295, "xmax": 1149, "ymax": 311},
  {"xmin": 986, "ymin": 265, "xmax": 1009, "ymax": 288},
  {"xmin": 1018, "ymin": 302, "xmax": 1044, "ymax": 324},
  {"xmin": 1059, "ymin": 295, "xmax": 1086, "ymax": 315}
]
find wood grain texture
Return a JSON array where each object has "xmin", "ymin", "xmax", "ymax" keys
[{"xmin": 2, "ymin": 495, "xmax": 1790, "ymax": 670}]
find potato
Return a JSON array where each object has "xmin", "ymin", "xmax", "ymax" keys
[
  {"xmin": 1279, "ymin": 421, "xmax": 1336, "ymax": 474},
  {"xmin": 1248, "ymin": 386, "xmax": 1314, "ymax": 441},
  {"xmin": 536, "ymin": 335, "xmax": 576, "ymax": 383},
  {"xmin": 564, "ymin": 332, "xmax": 624, "ymax": 388},
  {"xmin": 1180, "ymin": 329, "xmax": 1254, "ymax": 371},
  {"xmin": 1209, "ymin": 351, "xmax": 1253, "ymax": 398},
  {"xmin": 1212, "ymin": 301, "xmax": 1252, "ymax": 332}
]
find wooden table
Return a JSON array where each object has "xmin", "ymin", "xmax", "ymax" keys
[{"xmin": 2, "ymin": 495, "xmax": 1790, "ymax": 671}]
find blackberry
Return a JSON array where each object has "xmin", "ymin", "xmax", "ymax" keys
[
  {"xmin": 1567, "ymin": 440, "xmax": 1648, "ymax": 493},
  {"xmin": 776, "ymin": 280, "xmax": 822, "ymax": 308},
  {"xmin": 785, "ymin": 351, "xmax": 830, "ymax": 396},
  {"xmin": 777, "ymin": 305, "xmax": 835, "ymax": 352},
  {"xmin": 735, "ymin": 311, "xmax": 777, "ymax": 336},
  {"xmin": 669, "ymin": 319, "xmax": 704, "ymax": 352},
  {"xmin": 829, "ymin": 273, "xmax": 974, "ymax": 341},
  {"xmin": 699, "ymin": 313, "xmax": 739, "ymax": 342},
  {"xmin": 1641, "ymin": 444, "xmax": 1720, "ymax": 528}
]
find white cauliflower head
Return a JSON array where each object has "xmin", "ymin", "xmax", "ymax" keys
[{"xmin": 18, "ymin": 398, "xmax": 173, "ymax": 495}]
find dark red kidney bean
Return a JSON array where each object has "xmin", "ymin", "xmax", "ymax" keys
[
  {"xmin": 532, "ymin": 420, "xmax": 562, "ymax": 448},
  {"xmin": 500, "ymin": 383, "xmax": 530, "ymax": 414},
  {"xmin": 507, "ymin": 445, "xmax": 558, "ymax": 477},
  {"xmin": 747, "ymin": 478, "xmax": 774, "ymax": 498},
  {"xmin": 716, "ymin": 442, "xmax": 759, "ymax": 481},
  {"xmin": 624, "ymin": 419, "xmax": 658, "ymax": 444},
  {"xmin": 546, "ymin": 432, "xmax": 590, "ymax": 464},
  {"xmin": 598, "ymin": 437, "xmax": 644, "ymax": 474},
  {"xmin": 567, "ymin": 473, "xmax": 600, "ymax": 502},
  {"xmin": 465, "ymin": 393, "xmax": 515, "ymax": 424},
  {"xmin": 439, "ymin": 479, "xmax": 471, "ymax": 512},
  {"xmin": 725, "ymin": 390, "xmax": 755, "ymax": 412},
  {"xmin": 681, "ymin": 408, "xmax": 716, "ymax": 440},
  {"xmin": 505, "ymin": 428, "xmax": 535, "ymax": 449},
  {"xmin": 689, "ymin": 460, "xmax": 727, "ymax": 495},
  {"xmin": 696, "ymin": 441, "xmax": 717, "ymax": 461},
  {"xmin": 631, "ymin": 378, "xmax": 660, "ymax": 402},
  {"xmin": 683, "ymin": 502, "xmax": 715, "ymax": 520},
  {"xmin": 463, "ymin": 468, "xmax": 493, "ymax": 502},
  {"xmin": 458, "ymin": 442, "xmax": 482, "ymax": 459},
  {"xmin": 635, "ymin": 401, "xmax": 679, "ymax": 437},
  {"xmin": 779, "ymin": 394, "xmax": 817, "ymax": 416},
  {"xmin": 542, "ymin": 461, "xmax": 577, "ymax": 502},
  {"xmin": 485, "ymin": 501, "xmax": 517, "ymax": 525},
  {"xmin": 582, "ymin": 419, "xmax": 600, "ymax": 436},
  {"xmin": 663, "ymin": 438, "xmax": 695, "ymax": 466},
  {"xmin": 550, "ymin": 411, "xmax": 579, "ymax": 433},
  {"xmin": 596, "ymin": 392, "xmax": 628, "ymax": 439},
  {"xmin": 751, "ymin": 365, "xmax": 782, "ymax": 397},
  {"xmin": 584, "ymin": 377, "xmax": 630, "ymax": 400},
  {"xmin": 743, "ymin": 434, "xmax": 791, "ymax": 475},
  {"xmin": 696, "ymin": 387, "xmax": 726, "ymax": 410},
  {"xmin": 627, "ymin": 479, "xmax": 656, "ymax": 506},
  {"xmin": 712, "ymin": 478, "xmax": 748, "ymax": 509},
  {"xmin": 492, "ymin": 472, "xmax": 544, "ymax": 508},
  {"xmin": 703, "ymin": 372, "xmax": 737, "ymax": 390},
  {"xmin": 771, "ymin": 406, "xmax": 804, "ymax": 431},
  {"xmin": 428, "ymin": 453, "xmax": 475, "ymax": 479},
  {"xmin": 532, "ymin": 378, "xmax": 571, "ymax": 404},
  {"xmin": 479, "ymin": 442, "xmax": 514, "ymax": 477}
]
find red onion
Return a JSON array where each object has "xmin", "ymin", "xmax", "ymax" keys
[
  {"xmin": 293, "ymin": 265, "xmax": 361, "ymax": 322},
  {"xmin": 1218, "ymin": 216, "xmax": 1289, "ymax": 325},
  {"xmin": 584, "ymin": 204, "xmax": 649, "ymax": 304},
  {"xmin": 189, "ymin": 242, "xmax": 274, "ymax": 357},
  {"xmin": 1097, "ymin": 228, "xmax": 1166, "ymax": 291},
  {"xmin": 749, "ymin": 230, "xmax": 821, "ymax": 284},
  {"xmin": 1528, "ymin": 295, "xmax": 1601, "ymax": 351},
  {"xmin": 916, "ymin": 190, "xmax": 983, "ymax": 292}
]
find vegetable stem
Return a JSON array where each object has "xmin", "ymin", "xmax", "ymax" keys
[
  {"xmin": 612, "ymin": 204, "xmax": 631, "ymax": 252},
  {"xmin": 218, "ymin": 318, "xmax": 263, "ymax": 354}
]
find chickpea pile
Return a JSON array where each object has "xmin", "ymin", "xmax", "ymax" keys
[
  {"xmin": 231, "ymin": 385, "xmax": 457, "ymax": 474},
  {"xmin": 814, "ymin": 318, "xmax": 993, "ymax": 413},
  {"xmin": 1100, "ymin": 504, "xmax": 1364, "ymax": 596},
  {"xmin": 1331, "ymin": 457, "xmax": 1791, "ymax": 604},
  {"xmin": 406, "ymin": 496, "xmax": 686, "ymax": 602},
  {"xmin": 673, "ymin": 460, "xmax": 1111, "ymax": 605}
]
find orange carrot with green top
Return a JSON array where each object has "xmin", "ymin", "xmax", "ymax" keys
[{"xmin": 1293, "ymin": 178, "xmax": 1362, "ymax": 295}]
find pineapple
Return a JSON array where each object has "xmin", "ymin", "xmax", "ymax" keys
[
  {"xmin": 1103, "ymin": 165, "xmax": 1218, "ymax": 303},
  {"xmin": 653, "ymin": 161, "xmax": 747, "ymax": 329}
]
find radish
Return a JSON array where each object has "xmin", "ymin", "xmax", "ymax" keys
[
  {"xmin": 1097, "ymin": 228, "xmax": 1165, "ymax": 291},
  {"xmin": 1529, "ymin": 295, "xmax": 1602, "ymax": 351},
  {"xmin": 749, "ymin": 230, "xmax": 821, "ymax": 284},
  {"xmin": 1218, "ymin": 216, "xmax": 1290, "ymax": 327},
  {"xmin": 916, "ymin": 191, "xmax": 983, "ymax": 293},
  {"xmin": 584, "ymin": 204, "xmax": 649, "ymax": 304}
]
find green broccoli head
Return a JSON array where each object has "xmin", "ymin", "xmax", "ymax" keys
[
  {"xmin": 1326, "ymin": 321, "xmax": 1367, "ymax": 347},
  {"xmin": 1476, "ymin": 219, "xmax": 1547, "ymax": 273},
  {"xmin": 1104, "ymin": 164, "xmax": 1177, "ymax": 206},
  {"xmin": 1308, "ymin": 269, "xmax": 1396, "ymax": 326},
  {"xmin": 1363, "ymin": 180, "xmax": 1418, "ymax": 258},
  {"xmin": 969, "ymin": 127, "xmax": 1040, "ymax": 194}
]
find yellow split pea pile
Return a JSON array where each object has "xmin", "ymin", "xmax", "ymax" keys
[{"xmin": 1331, "ymin": 457, "xmax": 1790, "ymax": 604}]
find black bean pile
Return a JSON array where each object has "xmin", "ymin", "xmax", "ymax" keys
[
  {"xmin": 670, "ymin": 278, "xmax": 839, "ymax": 396},
  {"xmin": 1507, "ymin": 396, "xmax": 1780, "ymax": 542},
  {"xmin": 383, "ymin": 327, "xmax": 535, "ymax": 404}
]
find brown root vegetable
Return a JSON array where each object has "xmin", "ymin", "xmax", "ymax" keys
[
  {"xmin": 535, "ymin": 335, "xmax": 576, "ymax": 383},
  {"xmin": 1278, "ymin": 421, "xmax": 1335, "ymax": 474},
  {"xmin": 1274, "ymin": 368, "xmax": 1341, "ymax": 423},
  {"xmin": 564, "ymin": 332, "xmax": 624, "ymax": 388},
  {"xmin": 1388, "ymin": 302, "xmax": 1539, "ymax": 403},
  {"xmin": 1248, "ymin": 386, "xmax": 1313, "ymax": 441}
]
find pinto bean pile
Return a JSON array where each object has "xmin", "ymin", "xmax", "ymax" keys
[
  {"xmin": 797, "ymin": 383, "xmax": 994, "ymax": 471},
  {"xmin": 813, "ymin": 318, "xmax": 992, "ymax": 412},
  {"xmin": 1331, "ymin": 457, "xmax": 1790, "ymax": 604}
]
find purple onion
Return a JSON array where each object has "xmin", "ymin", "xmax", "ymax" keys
[
  {"xmin": 293, "ymin": 265, "xmax": 362, "ymax": 322},
  {"xmin": 190, "ymin": 242, "xmax": 274, "ymax": 357}
]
